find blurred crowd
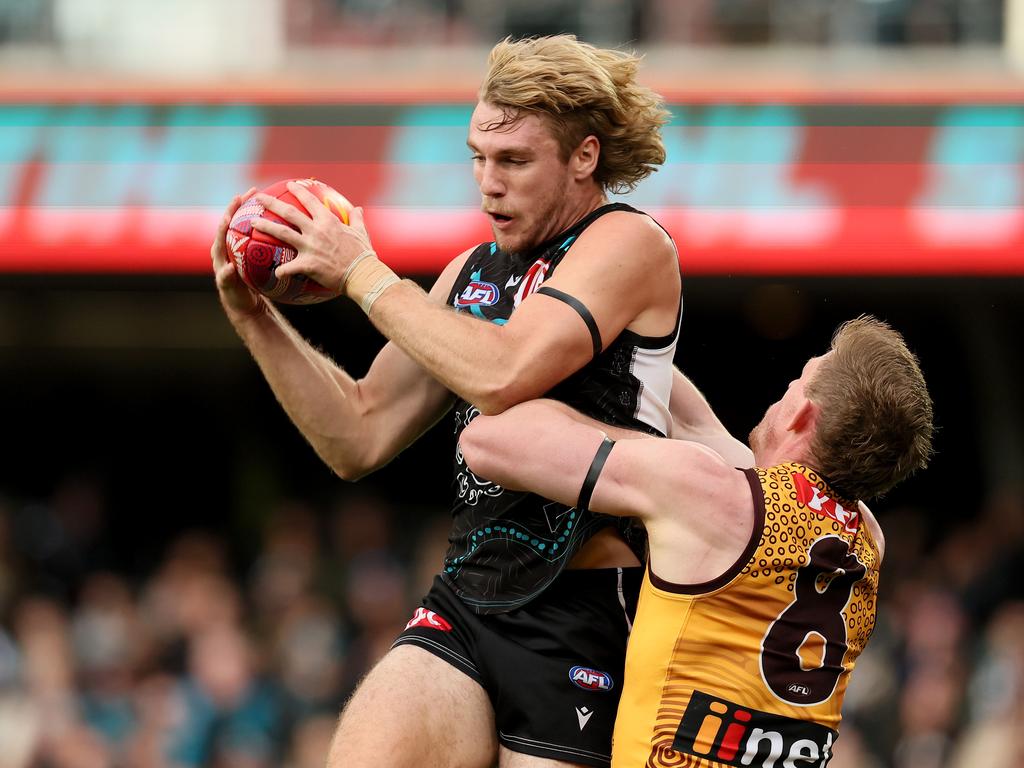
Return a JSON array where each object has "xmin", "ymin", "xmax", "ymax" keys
[
  {"xmin": 0, "ymin": 473, "xmax": 1021, "ymax": 768},
  {"xmin": 0, "ymin": 477, "xmax": 452, "ymax": 768},
  {"xmin": 297, "ymin": 0, "xmax": 1005, "ymax": 47},
  {"xmin": 0, "ymin": 0, "xmax": 1007, "ymax": 48}
]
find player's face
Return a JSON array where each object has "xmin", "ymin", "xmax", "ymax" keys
[
  {"xmin": 468, "ymin": 101, "xmax": 576, "ymax": 254},
  {"xmin": 749, "ymin": 354, "xmax": 828, "ymax": 455}
]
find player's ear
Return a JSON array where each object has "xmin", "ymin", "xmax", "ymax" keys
[
  {"xmin": 571, "ymin": 135, "xmax": 600, "ymax": 180},
  {"xmin": 786, "ymin": 397, "xmax": 818, "ymax": 437}
]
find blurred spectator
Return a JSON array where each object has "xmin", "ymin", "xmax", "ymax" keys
[
  {"xmin": 13, "ymin": 596, "xmax": 81, "ymax": 766},
  {"xmin": 72, "ymin": 573, "xmax": 141, "ymax": 750},
  {"xmin": 120, "ymin": 672, "xmax": 182, "ymax": 768},
  {"xmin": 14, "ymin": 595, "xmax": 76, "ymax": 716},
  {"xmin": 138, "ymin": 532, "xmax": 240, "ymax": 674},
  {"xmin": 338, "ymin": 552, "xmax": 410, "ymax": 696},
  {"xmin": 271, "ymin": 594, "xmax": 347, "ymax": 719},
  {"xmin": 894, "ymin": 663, "xmax": 962, "ymax": 768},
  {"xmin": 321, "ymin": 490, "xmax": 396, "ymax": 607},
  {"xmin": 828, "ymin": 722, "xmax": 885, "ymax": 768},
  {"xmin": 248, "ymin": 502, "xmax": 321, "ymax": 634},
  {"xmin": 329, "ymin": 491, "xmax": 395, "ymax": 563},
  {"xmin": 167, "ymin": 622, "xmax": 283, "ymax": 768}
]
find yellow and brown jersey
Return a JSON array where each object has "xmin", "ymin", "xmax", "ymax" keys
[{"xmin": 611, "ymin": 463, "xmax": 881, "ymax": 768}]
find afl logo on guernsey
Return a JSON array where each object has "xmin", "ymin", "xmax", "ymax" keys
[
  {"xmin": 454, "ymin": 281, "xmax": 499, "ymax": 308},
  {"xmin": 569, "ymin": 666, "xmax": 615, "ymax": 692}
]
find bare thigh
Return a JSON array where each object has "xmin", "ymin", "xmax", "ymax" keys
[
  {"xmin": 327, "ymin": 644, "xmax": 498, "ymax": 768},
  {"xmin": 498, "ymin": 746, "xmax": 590, "ymax": 768}
]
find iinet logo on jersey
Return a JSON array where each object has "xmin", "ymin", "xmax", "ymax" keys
[{"xmin": 673, "ymin": 691, "xmax": 837, "ymax": 768}]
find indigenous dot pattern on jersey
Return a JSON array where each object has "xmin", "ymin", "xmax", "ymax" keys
[
  {"xmin": 743, "ymin": 466, "xmax": 880, "ymax": 647},
  {"xmin": 225, "ymin": 178, "xmax": 351, "ymax": 305}
]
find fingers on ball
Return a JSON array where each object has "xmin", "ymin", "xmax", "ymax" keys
[
  {"xmin": 258, "ymin": 194, "xmax": 309, "ymax": 229},
  {"xmin": 253, "ymin": 219, "xmax": 302, "ymax": 247}
]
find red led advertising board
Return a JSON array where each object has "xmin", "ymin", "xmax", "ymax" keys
[{"xmin": 0, "ymin": 99, "xmax": 1021, "ymax": 275}]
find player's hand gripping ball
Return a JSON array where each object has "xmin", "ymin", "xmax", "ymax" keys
[{"xmin": 226, "ymin": 178, "xmax": 353, "ymax": 304}]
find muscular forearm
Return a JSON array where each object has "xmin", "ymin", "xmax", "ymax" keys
[
  {"xmin": 366, "ymin": 281, "xmax": 551, "ymax": 414},
  {"xmin": 229, "ymin": 306, "xmax": 378, "ymax": 479},
  {"xmin": 669, "ymin": 367, "xmax": 722, "ymax": 434},
  {"xmin": 461, "ymin": 400, "xmax": 606, "ymax": 506},
  {"xmin": 670, "ymin": 368, "xmax": 754, "ymax": 468}
]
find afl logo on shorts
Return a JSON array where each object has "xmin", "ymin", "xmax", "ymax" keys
[
  {"xmin": 454, "ymin": 281, "xmax": 499, "ymax": 308},
  {"xmin": 569, "ymin": 666, "xmax": 615, "ymax": 692},
  {"xmin": 404, "ymin": 607, "xmax": 453, "ymax": 632}
]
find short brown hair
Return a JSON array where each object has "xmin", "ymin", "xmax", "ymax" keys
[
  {"xmin": 478, "ymin": 35, "xmax": 669, "ymax": 194},
  {"xmin": 805, "ymin": 316, "xmax": 934, "ymax": 501}
]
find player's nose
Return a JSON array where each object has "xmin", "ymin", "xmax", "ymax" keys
[{"xmin": 477, "ymin": 164, "xmax": 505, "ymax": 197}]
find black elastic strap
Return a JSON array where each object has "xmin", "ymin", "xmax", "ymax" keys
[
  {"xmin": 577, "ymin": 437, "xmax": 616, "ymax": 512},
  {"xmin": 536, "ymin": 286, "xmax": 602, "ymax": 360}
]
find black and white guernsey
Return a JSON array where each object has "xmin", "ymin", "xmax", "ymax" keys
[{"xmin": 444, "ymin": 203, "xmax": 682, "ymax": 614}]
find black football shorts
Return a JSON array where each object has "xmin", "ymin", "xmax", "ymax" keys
[{"xmin": 392, "ymin": 567, "xmax": 642, "ymax": 767}]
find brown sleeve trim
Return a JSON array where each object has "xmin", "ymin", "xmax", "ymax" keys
[{"xmin": 648, "ymin": 467, "xmax": 766, "ymax": 595}]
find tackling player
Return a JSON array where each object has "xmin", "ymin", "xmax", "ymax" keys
[{"xmin": 460, "ymin": 316, "xmax": 934, "ymax": 767}]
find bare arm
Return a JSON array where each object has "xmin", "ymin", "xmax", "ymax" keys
[
  {"xmin": 232, "ymin": 309, "xmax": 457, "ymax": 480},
  {"xmin": 669, "ymin": 367, "xmax": 754, "ymax": 468},
  {"xmin": 460, "ymin": 399, "xmax": 754, "ymax": 583},
  {"xmin": 212, "ymin": 193, "xmax": 462, "ymax": 480},
  {"xmin": 256, "ymin": 187, "xmax": 681, "ymax": 415},
  {"xmin": 460, "ymin": 399, "xmax": 717, "ymax": 518},
  {"xmin": 364, "ymin": 214, "xmax": 679, "ymax": 414}
]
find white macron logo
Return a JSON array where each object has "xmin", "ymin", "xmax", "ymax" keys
[
  {"xmin": 505, "ymin": 274, "xmax": 523, "ymax": 289},
  {"xmin": 576, "ymin": 706, "xmax": 594, "ymax": 731}
]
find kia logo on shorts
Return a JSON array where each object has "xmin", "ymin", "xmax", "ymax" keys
[
  {"xmin": 569, "ymin": 666, "xmax": 614, "ymax": 692},
  {"xmin": 404, "ymin": 608, "xmax": 453, "ymax": 632}
]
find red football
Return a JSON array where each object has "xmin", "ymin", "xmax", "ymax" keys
[{"xmin": 225, "ymin": 178, "xmax": 353, "ymax": 305}]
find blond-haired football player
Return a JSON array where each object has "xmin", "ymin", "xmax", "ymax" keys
[{"xmin": 213, "ymin": 36, "xmax": 681, "ymax": 768}]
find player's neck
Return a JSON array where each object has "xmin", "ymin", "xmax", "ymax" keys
[
  {"xmin": 753, "ymin": 435, "xmax": 814, "ymax": 470},
  {"xmin": 555, "ymin": 186, "xmax": 607, "ymax": 236}
]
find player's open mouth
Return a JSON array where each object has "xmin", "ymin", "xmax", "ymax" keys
[{"xmin": 488, "ymin": 212, "xmax": 514, "ymax": 228}]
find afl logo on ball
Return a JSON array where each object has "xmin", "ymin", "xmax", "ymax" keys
[
  {"xmin": 454, "ymin": 281, "xmax": 500, "ymax": 308},
  {"xmin": 569, "ymin": 666, "xmax": 614, "ymax": 692}
]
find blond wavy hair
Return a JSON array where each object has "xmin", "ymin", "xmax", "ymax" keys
[
  {"xmin": 478, "ymin": 35, "xmax": 669, "ymax": 194},
  {"xmin": 806, "ymin": 316, "xmax": 934, "ymax": 501}
]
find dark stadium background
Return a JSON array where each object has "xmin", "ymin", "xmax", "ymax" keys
[{"xmin": 3, "ymin": 272, "xmax": 1018, "ymax": 576}]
